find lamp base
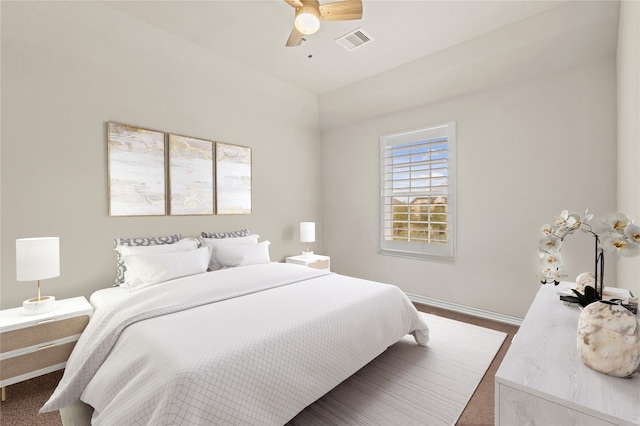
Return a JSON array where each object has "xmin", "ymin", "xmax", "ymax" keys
[
  {"xmin": 23, "ymin": 296, "xmax": 55, "ymax": 316},
  {"xmin": 302, "ymin": 251, "xmax": 314, "ymax": 258}
]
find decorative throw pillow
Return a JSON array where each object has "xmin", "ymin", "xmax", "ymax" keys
[
  {"xmin": 200, "ymin": 228, "xmax": 250, "ymax": 239},
  {"xmin": 123, "ymin": 247, "xmax": 210, "ymax": 290},
  {"xmin": 199, "ymin": 234, "xmax": 259, "ymax": 271},
  {"xmin": 113, "ymin": 234, "xmax": 181, "ymax": 285},
  {"xmin": 215, "ymin": 241, "xmax": 271, "ymax": 268}
]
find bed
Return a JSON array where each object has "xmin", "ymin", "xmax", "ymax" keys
[{"xmin": 41, "ymin": 262, "xmax": 428, "ymax": 425}]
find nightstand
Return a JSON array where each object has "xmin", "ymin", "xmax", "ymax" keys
[
  {"xmin": 286, "ymin": 254, "xmax": 330, "ymax": 271},
  {"xmin": 0, "ymin": 296, "xmax": 93, "ymax": 401}
]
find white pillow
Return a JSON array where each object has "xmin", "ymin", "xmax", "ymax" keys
[
  {"xmin": 115, "ymin": 239, "xmax": 199, "ymax": 287},
  {"xmin": 215, "ymin": 241, "xmax": 271, "ymax": 268},
  {"xmin": 123, "ymin": 247, "xmax": 210, "ymax": 290},
  {"xmin": 199, "ymin": 234, "xmax": 259, "ymax": 271}
]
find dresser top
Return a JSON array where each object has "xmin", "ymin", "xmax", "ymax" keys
[{"xmin": 496, "ymin": 283, "xmax": 639, "ymax": 424}]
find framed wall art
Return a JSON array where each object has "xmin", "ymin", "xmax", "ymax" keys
[
  {"xmin": 107, "ymin": 122, "xmax": 166, "ymax": 216},
  {"xmin": 215, "ymin": 142, "xmax": 252, "ymax": 215},
  {"xmin": 168, "ymin": 134, "xmax": 214, "ymax": 215}
]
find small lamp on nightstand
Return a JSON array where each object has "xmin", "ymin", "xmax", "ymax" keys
[
  {"xmin": 300, "ymin": 222, "xmax": 315, "ymax": 258},
  {"xmin": 16, "ymin": 237, "xmax": 60, "ymax": 316}
]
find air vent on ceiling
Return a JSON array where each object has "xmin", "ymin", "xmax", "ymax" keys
[{"xmin": 335, "ymin": 28, "xmax": 373, "ymax": 51}]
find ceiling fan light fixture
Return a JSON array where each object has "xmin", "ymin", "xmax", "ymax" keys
[{"xmin": 295, "ymin": 5, "xmax": 320, "ymax": 35}]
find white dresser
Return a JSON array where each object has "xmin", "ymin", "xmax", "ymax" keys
[{"xmin": 495, "ymin": 283, "xmax": 639, "ymax": 425}]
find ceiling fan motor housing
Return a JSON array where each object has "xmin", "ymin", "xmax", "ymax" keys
[
  {"xmin": 285, "ymin": 0, "xmax": 363, "ymax": 47},
  {"xmin": 295, "ymin": 1, "xmax": 321, "ymax": 35}
]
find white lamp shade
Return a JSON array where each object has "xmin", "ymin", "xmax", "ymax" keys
[
  {"xmin": 16, "ymin": 237, "xmax": 60, "ymax": 281},
  {"xmin": 300, "ymin": 222, "xmax": 315, "ymax": 243}
]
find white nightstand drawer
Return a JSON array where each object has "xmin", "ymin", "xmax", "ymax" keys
[
  {"xmin": 0, "ymin": 341, "xmax": 77, "ymax": 382},
  {"xmin": 1, "ymin": 315, "xmax": 89, "ymax": 354},
  {"xmin": 308, "ymin": 259, "xmax": 329, "ymax": 270}
]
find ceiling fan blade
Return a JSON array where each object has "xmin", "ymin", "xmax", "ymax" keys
[
  {"xmin": 284, "ymin": 0, "xmax": 304, "ymax": 8},
  {"xmin": 286, "ymin": 27, "xmax": 304, "ymax": 47},
  {"xmin": 319, "ymin": 0, "xmax": 362, "ymax": 21}
]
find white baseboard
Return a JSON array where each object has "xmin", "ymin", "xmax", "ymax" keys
[{"xmin": 406, "ymin": 292, "xmax": 523, "ymax": 326}]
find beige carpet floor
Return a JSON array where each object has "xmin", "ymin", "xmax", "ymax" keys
[{"xmin": 0, "ymin": 304, "xmax": 519, "ymax": 425}]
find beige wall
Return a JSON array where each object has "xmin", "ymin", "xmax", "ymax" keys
[
  {"xmin": 0, "ymin": 2, "xmax": 322, "ymax": 309},
  {"xmin": 320, "ymin": 61, "xmax": 617, "ymax": 319},
  {"xmin": 1, "ymin": 1, "xmax": 633, "ymax": 320},
  {"xmin": 319, "ymin": 2, "xmax": 620, "ymax": 319},
  {"xmin": 617, "ymin": 1, "xmax": 640, "ymax": 297}
]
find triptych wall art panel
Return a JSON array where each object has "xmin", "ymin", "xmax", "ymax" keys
[
  {"xmin": 168, "ymin": 134, "xmax": 214, "ymax": 215},
  {"xmin": 216, "ymin": 142, "xmax": 252, "ymax": 215},
  {"xmin": 107, "ymin": 123, "xmax": 166, "ymax": 217},
  {"xmin": 107, "ymin": 122, "xmax": 252, "ymax": 217}
]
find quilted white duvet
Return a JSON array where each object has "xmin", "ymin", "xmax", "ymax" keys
[{"xmin": 41, "ymin": 263, "xmax": 428, "ymax": 425}]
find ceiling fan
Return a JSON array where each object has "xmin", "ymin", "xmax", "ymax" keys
[{"xmin": 284, "ymin": 0, "xmax": 363, "ymax": 47}]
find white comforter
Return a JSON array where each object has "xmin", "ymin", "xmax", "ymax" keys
[{"xmin": 41, "ymin": 263, "xmax": 428, "ymax": 425}]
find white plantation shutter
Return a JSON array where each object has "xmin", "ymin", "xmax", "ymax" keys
[{"xmin": 380, "ymin": 122, "xmax": 456, "ymax": 261}]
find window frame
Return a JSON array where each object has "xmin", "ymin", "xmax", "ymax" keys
[{"xmin": 379, "ymin": 122, "xmax": 456, "ymax": 262}]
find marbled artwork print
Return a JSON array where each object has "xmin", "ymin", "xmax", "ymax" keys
[
  {"xmin": 216, "ymin": 142, "xmax": 251, "ymax": 215},
  {"xmin": 108, "ymin": 123, "xmax": 166, "ymax": 216},
  {"xmin": 169, "ymin": 134, "xmax": 214, "ymax": 215}
]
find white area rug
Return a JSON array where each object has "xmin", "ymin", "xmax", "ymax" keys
[{"xmin": 288, "ymin": 313, "xmax": 507, "ymax": 426}]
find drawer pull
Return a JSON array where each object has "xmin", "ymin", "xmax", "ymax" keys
[
  {"xmin": 38, "ymin": 343, "xmax": 56, "ymax": 350},
  {"xmin": 38, "ymin": 319, "xmax": 57, "ymax": 325}
]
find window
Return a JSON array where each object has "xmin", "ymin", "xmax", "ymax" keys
[{"xmin": 380, "ymin": 122, "xmax": 456, "ymax": 261}]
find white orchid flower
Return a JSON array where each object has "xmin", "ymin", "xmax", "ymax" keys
[
  {"xmin": 601, "ymin": 212, "xmax": 631, "ymax": 233},
  {"xmin": 538, "ymin": 264, "xmax": 568, "ymax": 282},
  {"xmin": 624, "ymin": 223, "xmax": 640, "ymax": 243},
  {"xmin": 554, "ymin": 210, "xmax": 569, "ymax": 227},
  {"xmin": 537, "ymin": 209, "xmax": 639, "ymax": 286},
  {"xmin": 583, "ymin": 209, "xmax": 594, "ymax": 223},
  {"xmin": 537, "ymin": 266, "xmax": 558, "ymax": 282},
  {"xmin": 624, "ymin": 242, "xmax": 640, "ymax": 258},
  {"xmin": 540, "ymin": 252, "xmax": 563, "ymax": 268},
  {"xmin": 550, "ymin": 266, "xmax": 568, "ymax": 281},
  {"xmin": 601, "ymin": 234, "xmax": 640, "ymax": 258},
  {"xmin": 538, "ymin": 236, "xmax": 561, "ymax": 253},
  {"xmin": 567, "ymin": 213, "xmax": 585, "ymax": 230},
  {"xmin": 541, "ymin": 224, "xmax": 554, "ymax": 236}
]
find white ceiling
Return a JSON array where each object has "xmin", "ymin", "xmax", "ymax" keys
[{"xmin": 103, "ymin": 0, "xmax": 572, "ymax": 95}]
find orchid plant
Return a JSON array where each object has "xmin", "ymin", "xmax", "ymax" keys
[{"xmin": 537, "ymin": 210, "xmax": 640, "ymax": 289}]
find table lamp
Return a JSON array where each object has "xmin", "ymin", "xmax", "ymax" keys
[
  {"xmin": 300, "ymin": 222, "xmax": 315, "ymax": 258},
  {"xmin": 16, "ymin": 237, "xmax": 59, "ymax": 315}
]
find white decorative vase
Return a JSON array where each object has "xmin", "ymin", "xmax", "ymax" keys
[
  {"xmin": 576, "ymin": 301, "xmax": 640, "ymax": 378},
  {"xmin": 575, "ymin": 271, "xmax": 595, "ymax": 293}
]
